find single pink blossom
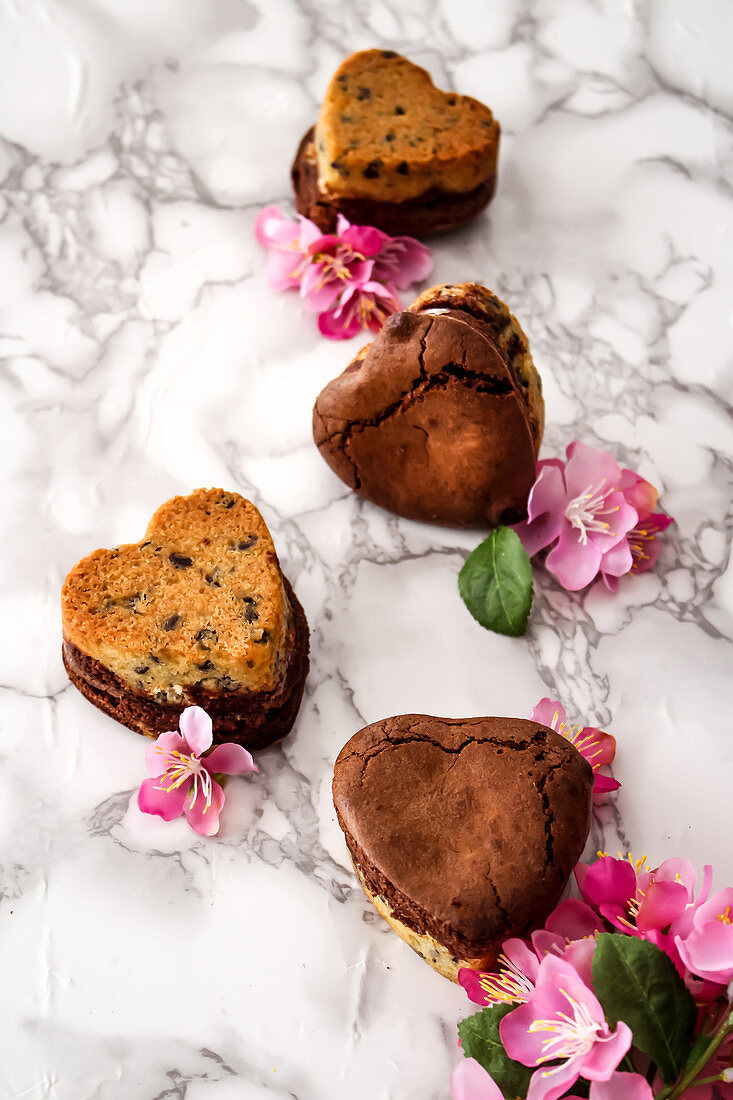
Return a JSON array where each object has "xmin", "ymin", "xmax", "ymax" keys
[
  {"xmin": 137, "ymin": 706, "xmax": 258, "ymax": 837},
  {"xmin": 500, "ymin": 955, "xmax": 632, "ymax": 1100},
  {"xmin": 450, "ymin": 1059, "xmax": 504, "ymax": 1100},
  {"xmin": 514, "ymin": 443, "xmax": 639, "ymax": 590},
  {"xmin": 676, "ymin": 888, "xmax": 733, "ymax": 984},
  {"xmin": 530, "ymin": 698, "xmax": 620, "ymax": 798},
  {"xmin": 318, "ymin": 280, "xmax": 401, "ymax": 340}
]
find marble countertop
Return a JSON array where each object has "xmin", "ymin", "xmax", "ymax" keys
[{"xmin": 2, "ymin": 1, "xmax": 732, "ymax": 1097}]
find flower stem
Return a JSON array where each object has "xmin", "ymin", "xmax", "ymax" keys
[{"xmin": 657, "ymin": 1012, "xmax": 733, "ymax": 1100}]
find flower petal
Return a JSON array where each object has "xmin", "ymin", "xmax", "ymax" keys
[
  {"xmin": 178, "ymin": 706, "xmax": 213, "ymax": 755},
  {"xmin": 450, "ymin": 1058, "xmax": 504, "ymax": 1100},
  {"xmin": 582, "ymin": 1021, "xmax": 632, "ymax": 1079},
  {"xmin": 600, "ymin": 537, "xmax": 633, "ymax": 579},
  {"xmin": 137, "ymin": 776, "xmax": 189, "ymax": 821},
  {"xmin": 546, "ymin": 525, "xmax": 603, "ymax": 590},
  {"xmin": 513, "ymin": 464, "xmax": 567, "ymax": 557},
  {"xmin": 529, "ymin": 698, "xmax": 567, "ymax": 731},
  {"xmin": 589, "ymin": 1071, "xmax": 654, "ymax": 1100},
  {"xmin": 564, "ymin": 441, "xmax": 622, "ymax": 501},
  {"xmin": 145, "ymin": 731, "xmax": 186, "ymax": 777},
  {"xmin": 184, "ymin": 778, "xmax": 225, "ymax": 837},
  {"xmin": 205, "ymin": 743, "xmax": 258, "ymax": 776}
]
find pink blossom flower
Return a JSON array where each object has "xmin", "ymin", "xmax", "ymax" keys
[
  {"xmin": 676, "ymin": 888, "xmax": 733, "ymax": 984},
  {"xmin": 514, "ymin": 443, "xmax": 640, "ymax": 590},
  {"xmin": 137, "ymin": 706, "xmax": 258, "ymax": 837},
  {"xmin": 255, "ymin": 206, "xmax": 432, "ymax": 340},
  {"xmin": 318, "ymin": 279, "xmax": 401, "ymax": 340},
  {"xmin": 450, "ymin": 1059, "xmax": 504, "ymax": 1100},
  {"xmin": 500, "ymin": 955, "xmax": 632, "ymax": 1100},
  {"xmin": 530, "ymin": 698, "xmax": 620, "ymax": 798},
  {"xmin": 601, "ymin": 470, "xmax": 673, "ymax": 591}
]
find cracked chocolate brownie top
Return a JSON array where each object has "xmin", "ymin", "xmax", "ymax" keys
[
  {"xmin": 333, "ymin": 715, "xmax": 593, "ymax": 953},
  {"xmin": 61, "ymin": 489, "xmax": 294, "ymax": 703},
  {"xmin": 312, "ymin": 283, "xmax": 543, "ymax": 527},
  {"xmin": 314, "ymin": 50, "xmax": 499, "ymax": 203}
]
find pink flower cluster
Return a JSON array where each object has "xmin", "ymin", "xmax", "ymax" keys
[
  {"xmin": 254, "ymin": 206, "xmax": 432, "ymax": 339},
  {"xmin": 453, "ymin": 854, "xmax": 733, "ymax": 1100},
  {"xmin": 514, "ymin": 441, "xmax": 673, "ymax": 592},
  {"xmin": 137, "ymin": 706, "xmax": 258, "ymax": 836}
]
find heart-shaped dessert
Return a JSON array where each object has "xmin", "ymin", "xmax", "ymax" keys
[
  {"xmin": 61, "ymin": 489, "xmax": 309, "ymax": 749},
  {"xmin": 313, "ymin": 282, "xmax": 544, "ymax": 527},
  {"xmin": 292, "ymin": 50, "xmax": 500, "ymax": 236},
  {"xmin": 333, "ymin": 715, "xmax": 593, "ymax": 982}
]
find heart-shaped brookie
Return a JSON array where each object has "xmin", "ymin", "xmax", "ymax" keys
[
  {"xmin": 313, "ymin": 297, "xmax": 539, "ymax": 527},
  {"xmin": 333, "ymin": 714, "xmax": 593, "ymax": 981},
  {"xmin": 316, "ymin": 50, "xmax": 499, "ymax": 204},
  {"xmin": 293, "ymin": 50, "xmax": 500, "ymax": 236},
  {"xmin": 61, "ymin": 488, "xmax": 309, "ymax": 747}
]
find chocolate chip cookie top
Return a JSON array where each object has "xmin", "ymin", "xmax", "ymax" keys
[
  {"xmin": 315, "ymin": 50, "xmax": 499, "ymax": 203},
  {"xmin": 61, "ymin": 489, "xmax": 293, "ymax": 701},
  {"xmin": 333, "ymin": 715, "xmax": 593, "ymax": 950}
]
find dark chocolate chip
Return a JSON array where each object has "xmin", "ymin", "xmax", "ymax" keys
[
  {"xmin": 148, "ymin": 653, "xmax": 161, "ymax": 664},
  {"xmin": 357, "ymin": 86, "xmax": 371, "ymax": 100},
  {"xmin": 204, "ymin": 567, "xmax": 222, "ymax": 587},
  {"xmin": 236, "ymin": 536, "xmax": 258, "ymax": 551},
  {"xmin": 133, "ymin": 665, "xmax": 149, "ymax": 675},
  {"xmin": 169, "ymin": 552, "xmax": 193, "ymax": 568},
  {"xmin": 255, "ymin": 630, "xmax": 271, "ymax": 645},
  {"xmin": 218, "ymin": 675, "xmax": 240, "ymax": 691},
  {"xmin": 394, "ymin": 105, "xmax": 405, "ymax": 115},
  {"xmin": 222, "ymin": 497, "xmax": 236, "ymax": 509},
  {"xmin": 162, "ymin": 613, "xmax": 181, "ymax": 631},
  {"xmin": 447, "ymin": 97, "xmax": 457, "ymax": 106},
  {"xmin": 384, "ymin": 133, "xmax": 395, "ymax": 142},
  {"xmin": 196, "ymin": 659, "xmax": 214, "ymax": 672},
  {"xmin": 381, "ymin": 50, "xmax": 397, "ymax": 59},
  {"xmin": 195, "ymin": 628, "xmax": 218, "ymax": 647},
  {"xmin": 337, "ymin": 73, "xmax": 347, "ymax": 83},
  {"xmin": 396, "ymin": 161, "xmax": 409, "ymax": 175},
  {"xmin": 140, "ymin": 541, "xmax": 151, "ymax": 549},
  {"xmin": 363, "ymin": 160, "xmax": 381, "ymax": 179},
  {"xmin": 242, "ymin": 596, "xmax": 259, "ymax": 623}
]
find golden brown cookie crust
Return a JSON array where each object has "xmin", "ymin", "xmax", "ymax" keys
[
  {"xmin": 315, "ymin": 50, "xmax": 499, "ymax": 203},
  {"xmin": 61, "ymin": 489, "xmax": 293, "ymax": 701}
]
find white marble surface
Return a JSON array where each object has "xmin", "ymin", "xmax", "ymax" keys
[{"xmin": 1, "ymin": 1, "xmax": 732, "ymax": 1097}]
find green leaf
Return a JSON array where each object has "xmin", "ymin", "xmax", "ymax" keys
[
  {"xmin": 592, "ymin": 933, "xmax": 697, "ymax": 1084},
  {"xmin": 457, "ymin": 1005, "xmax": 532, "ymax": 1098},
  {"xmin": 458, "ymin": 528, "xmax": 533, "ymax": 636}
]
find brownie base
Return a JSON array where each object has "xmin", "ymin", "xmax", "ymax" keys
[
  {"xmin": 63, "ymin": 578, "xmax": 309, "ymax": 751},
  {"xmin": 291, "ymin": 128, "xmax": 497, "ymax": 238},
  {"xmin": 338, "ymin": 819, "xmax": 510, "ymax": 964}
]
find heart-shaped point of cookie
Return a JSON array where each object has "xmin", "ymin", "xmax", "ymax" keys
[
  {"xmin": 333, "ymin": 715, "xmax": 593, "ymax": 981},
  {"xmin": 316, "ymin": 50, "xmax": 499, "ymax": 204},
  {"xmin": 61, "ymin": 489, "xmax": 309, "ymax": 748},
  {"xmin": 313, "ymin": 301, "xmax": 539, "ymax": 527}
]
